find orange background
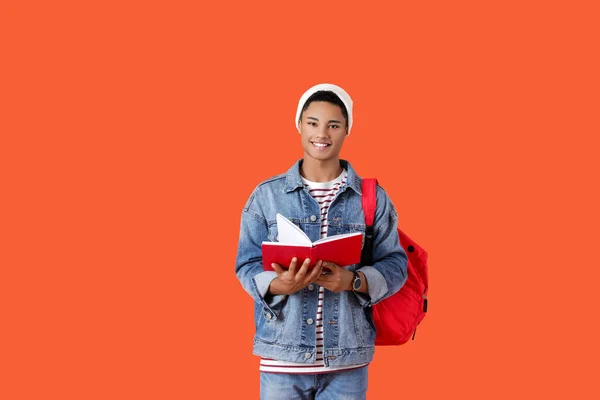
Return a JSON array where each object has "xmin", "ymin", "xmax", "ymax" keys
[{"xmin": 1, "ymin": 1, "xmax": 599, "ymax": 399}]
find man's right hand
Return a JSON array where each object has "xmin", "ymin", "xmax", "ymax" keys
[{"xmin": 268, "ymin": 258, "xmax": 324, "ymax": 296}]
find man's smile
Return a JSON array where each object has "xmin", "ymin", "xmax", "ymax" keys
[{"xmin": 311, "ymin": 141, "xmax": 331, "ymax": 149}]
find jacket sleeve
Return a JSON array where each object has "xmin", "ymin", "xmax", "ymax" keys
[
  {"xmin": 235, "ymin": 187, "xmax": 288, "ymax": 318},
  {"xmin": 354, "ymin": 186, "xmax": 408, "ymax": 307}
]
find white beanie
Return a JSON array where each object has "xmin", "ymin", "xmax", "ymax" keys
[{"xmin": 295, "ymin": 83, "xmax": 354, "ymax": 135}]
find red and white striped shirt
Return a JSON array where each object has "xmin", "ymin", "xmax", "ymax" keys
[{"xmin": 260, "ymin": 169, "xmax": 368, "ymax": 374}]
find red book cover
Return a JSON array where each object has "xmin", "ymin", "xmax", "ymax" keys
[{"xmin": 262, "ymin": 214, "xmax": 363, "ymax": 271}]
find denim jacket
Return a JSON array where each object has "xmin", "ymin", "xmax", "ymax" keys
[{"xmin": 235, "ymin": 159, "xmax": 408, "ymax": 367}]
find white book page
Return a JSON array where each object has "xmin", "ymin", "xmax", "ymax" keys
[
  {"xmin": 262, "ymin": 242, "xmax": 311, "ymax": 247},
  {"xmin": 276, "ymin": 213, "xmax": 312, "ymax": 245},
  {"xmin": 313, "ymin": 232, "xmax": 362, "ymax": 244}
]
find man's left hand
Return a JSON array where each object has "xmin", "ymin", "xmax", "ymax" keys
[{"xmin": 314, "ymin": 262, "xmax": 354, "ymax": 292}]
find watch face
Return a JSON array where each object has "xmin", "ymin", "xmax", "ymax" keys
[{"xmin": 353, "ymin": 275, "xmax": 361, "ymax": 290}]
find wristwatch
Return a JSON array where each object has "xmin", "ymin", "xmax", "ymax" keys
[{"xmin": 352, "ymin": 271, "xmax": 362, "ymax": 291}]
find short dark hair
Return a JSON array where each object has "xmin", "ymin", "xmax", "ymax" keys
[{"xmin": 298, "ymin": 91, "xmax": 349, "ymax": 127}]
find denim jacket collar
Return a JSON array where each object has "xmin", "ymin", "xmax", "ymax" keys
[{"xmin": 284, "ymin": 159, "xmax": 362, "ymax": 195}]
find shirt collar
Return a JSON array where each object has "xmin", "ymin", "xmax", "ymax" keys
[{"xmin": 284, "ymin": 159, "xmax": 362, "ymax": 195}]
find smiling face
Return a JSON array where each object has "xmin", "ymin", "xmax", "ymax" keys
[{"xmin": 298, "ymin": 101, "xmax": 348, "ymax": 163}]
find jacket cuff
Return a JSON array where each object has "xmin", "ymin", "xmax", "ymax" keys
[
  {"xmin": 252, "ymin": 271, "xmax": 288, "ymax": 316},
  {"xmin": 355, "ymin": 266, "xmax": 389, "ymax": 306}
]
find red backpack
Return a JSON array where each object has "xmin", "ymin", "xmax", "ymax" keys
[{"xmin": 361, "ymin": 178, "xmax": 429, "ymax": 346}]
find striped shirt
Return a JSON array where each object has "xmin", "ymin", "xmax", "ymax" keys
[{"xmin": 260, "ymin": 169, "xmax": 368, "ymax": 374}]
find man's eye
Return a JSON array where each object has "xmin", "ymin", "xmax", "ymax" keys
[
  {"xmin": 309, "ymin": 122, "xmax": 317, "ymax": 127},
  {"xmin": 330, "ymin": 125, "xmax": 339, "ymax": 129}
]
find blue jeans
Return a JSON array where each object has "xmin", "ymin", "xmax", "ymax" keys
[{"xmin": 260, "ymin": 366, "xmax": 368, "ymax": 400}]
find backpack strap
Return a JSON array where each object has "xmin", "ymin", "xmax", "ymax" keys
[{"xmin": 361, "ymin": 178, "xmax": 378, "ymax": 266}]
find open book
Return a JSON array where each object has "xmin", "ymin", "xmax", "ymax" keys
[{"xmin": 262, "ymin": 213, "xmax": 363, "ymax": 271}]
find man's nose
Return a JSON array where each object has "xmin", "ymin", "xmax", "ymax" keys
[{"xmin": 316, "ymin": 125, "xmax": 329, "ymax": 136}]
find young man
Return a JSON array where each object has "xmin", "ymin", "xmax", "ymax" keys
[{"xmin": 235, "ymin": 83, "xmax": 408, "ymax": 399}]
